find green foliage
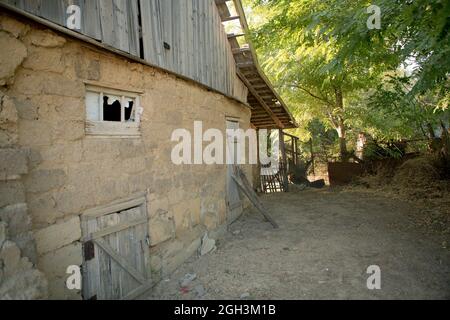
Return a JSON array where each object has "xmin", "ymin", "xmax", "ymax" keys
[
  {"xmin": 362, "ymin": 140, "xmax": 406, "ymax": 160},
  {"xmin": 245, "ymin": 0, "xmax": 449, "ymax": 160},
  {"xmin": 305, "ymin": 119, "xmax": 339, "ymax": 161},
  {"xmin": 345, "ymin": 75, "xmax": 450, "ymax": 141},
  {"xmin": 249, "ymin": 0, "xmax": 450, "ymax": 95}
]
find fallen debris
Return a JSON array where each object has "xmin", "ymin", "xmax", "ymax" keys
[
  {"xmin": 232, "ymin": 230, "xmax": 241, "ymax": 236},
  {"xmin": 240, "ymin": 292, "xmax": 250, "ymax": 299},
  {"xmin": 179, "ymin": 287, "xmax": 190, "ymax": 295},
  {"xmin": 194, "ymin": 284, "xmax": 206, "ymax": 298},
  {"xmin": 309, "ymin": 179, "xmax": 326, "ymax": 189},
  {"xmin": 200, "ymin": 233, "xmax": 216, "ymax": 256},
  {"xmin": 179, "ymin": 273, "xmax": 197, "ymax": 288}
]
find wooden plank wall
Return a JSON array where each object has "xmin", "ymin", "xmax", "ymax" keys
[
  {"xmin": 2, "ymin": 0, "xmax": 240, "ymax": 99},
  {"xmin": 2, "ymin": 0, "xmax": 141, "ymax": 58},
  {"xmin": 140, "ymin": 0, "xmax": 237, "ymax": 96}
]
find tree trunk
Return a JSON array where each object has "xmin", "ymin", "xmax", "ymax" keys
[
  {"xmin": 334, "ymin": 88, "xmax": 348, "ymax": 161},
  {"xmin": 336, "ymin": 120, "xmax": 348, "ymax": 161},
  {"xmin": 427, "ymin": 123, "xmax": 436, "ymax": 139}
]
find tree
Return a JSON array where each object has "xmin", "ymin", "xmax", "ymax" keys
[
  {"xmin": 246, "ymin": 0, "xmax": 394, "ymax": 160},
  {"xmin": 245, "ymin": 0, "xmax": 449, "ymax": 160},
  {"xmin": 320, "ymin": 0, "xmax": 450, "ymax": 96}
]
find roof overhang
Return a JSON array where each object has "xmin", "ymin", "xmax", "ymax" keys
[{"xmin": 215, "ymin": 0, "xmax": 298, "ymax": 129}]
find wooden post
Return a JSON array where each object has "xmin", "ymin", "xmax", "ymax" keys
[
  {"xmin": 290, "ymin": 136, "xmax": 294, "ymax": 165},
  {"xmin": 294, "ymin": 137, "xmax": 298, "ymax": 166},
  {"xmin": 310, "ymin": 138, "xmax": 315, "ymax": 176},
  {"xmin": 256, "ymin": 128, "xmax": 261, "ymax": 192},
  {"xmin": 279, "ymin": 130, "xmax": 289, "ymax": 192}
]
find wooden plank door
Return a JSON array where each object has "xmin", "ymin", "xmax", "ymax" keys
[
  {"xmin": 226, "ymin": 119, "xmax": 243, "ymax": 224},
  {"xmin": 81, "ymin": 204, "xmax": 151, "ymax": 300}
]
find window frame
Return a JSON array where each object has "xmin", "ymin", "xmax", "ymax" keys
[{"xmin": 85, "ymin": 84, "xmax": 143, "ymax": 138}]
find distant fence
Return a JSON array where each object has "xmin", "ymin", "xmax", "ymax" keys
[
  {"xmin": 328, "ymin": 162, "xmax": 364, "ymax": 186},
  {"xmin": 328, "ymin": 153, "xmax": 420, "ymax": 186}
]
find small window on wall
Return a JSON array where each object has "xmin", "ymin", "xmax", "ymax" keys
[{"xmin": 85, "ymin": 85, "xmax": 143, "ymax": 137}]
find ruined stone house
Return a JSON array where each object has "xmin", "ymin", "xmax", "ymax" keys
[{"xmin": 0, "ymin": 0, "xmax": 296, "ymax": 299}]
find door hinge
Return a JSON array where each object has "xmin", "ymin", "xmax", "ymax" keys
[{"xmin": 84, "ymin": 241, "xmax": 95, "ymax": 261}]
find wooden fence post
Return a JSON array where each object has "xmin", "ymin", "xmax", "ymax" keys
[{"xmin": 279, "ymin": 130, "xmax": 289, "ymax": 192}]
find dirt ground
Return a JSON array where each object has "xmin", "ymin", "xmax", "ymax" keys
[{"xmin": 148, "ymin": 188, "xmax": 450, "ymax": 300}]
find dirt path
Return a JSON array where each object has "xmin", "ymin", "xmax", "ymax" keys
[{"xmin": 148, "ymin": 188, "xmax": 450, "ymax": 300}]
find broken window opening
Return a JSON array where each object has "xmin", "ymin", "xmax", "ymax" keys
[
  {"xmin": 102, "ymin": 95, "xmax": 135, "ymax": 122},
  {"xmin": 102, "ymin": 96, "xmax": 135, "ymax": 122},
  {"xmin": 85, "ymin": 84, "xmax": 143, "ymax": 137},
  {"xmin": 103, "ymin": 96, "xmax": 121, "ymax": 122},
  {"xmin": 86, "ymin": 86, "xmax": 141, "ymax": 123}
]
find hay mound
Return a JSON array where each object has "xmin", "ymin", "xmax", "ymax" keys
[
  {"xmin": 392, "ymin": 156, "xmax": 440, "ymax": 188},
  {"xmin": 352, "ymin": 155, "xmax": 450, "ymax": 201},
  {"xmin": 347, "ymin": 155, "xmax": 450, "ymax": 243}
]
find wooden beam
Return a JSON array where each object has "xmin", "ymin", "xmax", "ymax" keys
[
  {"xmin": 222, "ymin": 15, "xmax": 240, "ymax": 22},
  {"xmin": 242, "ymin": 72, "xmax": 259, "ymax": 77},
  {"xmin": 252, "ymin": 115, "xmax": 291, "ymax": 120},
  {"xmin": 252, "ymin": 84, "xmax": 269, "ymax": 89},
  {"xmin": 227, "ymin": 33, "xmax": 245, "ymax": 39},
  {"xmin": 251, "ymin": 116, "xmax": 275, "ymax": 120},
  {"xmin": 242, "ymin": 71, "xmax": 260, "ymax": 77},
  {"xmin": 255, "ymin": 91, "xmax": 274, "ymax": 96},
  {"xmin": 259, "ymin": 95, "xmax": 276, "ymax": 100},
  {"xmin": 244, "ymin": 75, "xmax": 262, "ymax": 81},
  {"xmin": 93, "ymin": 239, "xmax": 146, "ymax": 284},
  {"xmin": 252, "ymin": 122, "xmax": 279, "ymax": 126},
  {"xmin": 82, "ymin": 217, "xmax": 148, "ymax": 242},
  {"xmin": 236, "ymin": 61, "xmax": 254, "ymax": 68},
  {"xmin": 232, "ymin": 47, "xmax": 251, "ymax": 55},
  {"xmin": 238, "ymin": 72, "xmax": 284, "ymax": 129},
  {"xmin": 232, "ymin": 0, "xmax": 298, "ymax": 128},
  {"xmin": 279, "ymin": 130, "xmax": 289, "ymax": 192}
]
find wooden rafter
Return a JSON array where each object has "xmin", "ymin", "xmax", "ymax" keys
[
  {"xmin": 222, "ymin": 15, "xmax": 240, "ymax": 22},
  {"xmin": 227, "ymin": 33, "xmax": 245, "ymax": 39},
  {"xmin": 221, "ymin": 0, "xmax": 297, "ymax": 129},
  {"xmin": 238, "ymin": 71, "xmax": 284, "ymax": 129},
  {"xmin": 232, "ymin": 47, "xmax": 251, "ymax": 55}
]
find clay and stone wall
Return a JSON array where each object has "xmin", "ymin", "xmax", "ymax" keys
[
  {"xmin": 0, "ymin": 146, "xmax": 48, "ymax": 299},
  {"xmin": 0, "ymin": 11, "xmax": 253, "ymax": 299},
  {"xmin": 0, "ymin": 18, "xmax": 48, "ymax": 297}
]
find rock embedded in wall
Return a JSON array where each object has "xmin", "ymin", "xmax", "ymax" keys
[
  {"xmin": 25, "ymin": 169, "xmax": 66, "ymax": 194},
  {"xmin": 25, "ymin": 29, "xmax": 66, "ymax": 48},
  {"xmin": 22, "ymin": 46, "xmax": 64, "ymax": 74},
  {"xmin": 149, "ymin": 215, "xmax": 175, "ymax": 247},
  {"xmin": 0, "ymin": 14, "xmax": 30, "ymax": 38},
  {"xmin": 0, "ymin": 235, "xmax": 48, "ymax": 300},
  {"xmin": 33, "ymin": 216, "xmax": 81, "ymax": 256},
  {"xmin": 0, "ymin": 147, "xmax": 28, "ymax": 179},
  {"xmin": 0, "ymin": 31, "xmax": 27, "ymax": 86},
  {"xmin": 0, "ymin": 95, "xmax": 20, "ymax": 147},
  {"xmin": 37, "ymin": 242, "xmax": 82, "ymax": 300}
]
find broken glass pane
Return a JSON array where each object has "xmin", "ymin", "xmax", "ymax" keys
[{"xmin": 103, "ymin": 95, "xmax": 121, "ymax": 122}]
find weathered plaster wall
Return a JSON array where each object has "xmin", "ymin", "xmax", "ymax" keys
[
  {"xmin": 0, "ymin": 12, "xmax": 253, "ymax": 299},
  {"xmin": 0, "ymin": 15, "xmax": 48, "ymax": 297},
  {"xmin": 0, "ymin": 149, "xmax": 48, "ymax": 299}
]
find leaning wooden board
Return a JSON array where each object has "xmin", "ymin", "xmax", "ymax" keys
[{"xmin": 231, "ymin": 165, "xmax": 279, "ymax": 229}]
